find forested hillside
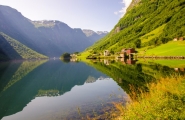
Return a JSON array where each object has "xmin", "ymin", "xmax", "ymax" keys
[
  {"xmin": 88, "ymin": 0, "xmax": 185, "ymax": 52},
  {"xmin": 0, "ymin": 33, "xmax": 48, "ymax": 60}
]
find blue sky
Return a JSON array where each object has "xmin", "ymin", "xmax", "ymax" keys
[{"xmin": 0, "ymin": 0, "xmax": 131, "ymax": 31}]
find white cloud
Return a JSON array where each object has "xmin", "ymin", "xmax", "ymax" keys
[
  {"xmin": 114, "ymin": 11, "xmax": 118, "ymax": 15},
  {"xmin": 114, "ymin": 0, "xmax": 132, "ymax": 17}
]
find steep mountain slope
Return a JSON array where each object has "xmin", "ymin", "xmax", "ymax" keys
[
  {"xmin": 0, "ymin": 34, "xmax": 21, "ymax": 60},
  {"xmin": 82, "ymin": 29, "xmax": 108, "ymax": 43},
  {"xmin": 88, "ymin": 0, "xmax": 185, "ymax": 52},
  {"xmin": 0, "ymin": 5, "xmax": 61, "ymax": 57},
  {"xmin": 0, "ymin": 33, "xmax": 48, "ymax": 60}
]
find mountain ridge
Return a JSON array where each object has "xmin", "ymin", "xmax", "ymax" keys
[{"xmin": 0, "ymin": 5, "xmax": 106, "ymax": 60}]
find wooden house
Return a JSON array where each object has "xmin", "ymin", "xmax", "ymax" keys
[
  {"xmin": 179, "ymin": 37, "xmax": 184, "ymax": 41},
  {"xmin": 126, "ymin": 48, "xmax": 135, "ymax": 54}
]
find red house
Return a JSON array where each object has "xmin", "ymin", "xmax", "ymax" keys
[
  {"xmin": 126, "ymin": 48, "xmax": 135, "ymax": 54},
  {"xmin": 179, "ymin": 37, "xmax": 184, "ymax": 41}
]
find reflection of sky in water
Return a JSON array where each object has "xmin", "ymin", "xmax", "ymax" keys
[{"xmin": 3, "ymin": 79, "xmax": 128, "ymax": 120}]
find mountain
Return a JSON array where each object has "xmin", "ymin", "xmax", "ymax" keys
[
  {"xmin": 32, "ymin": 20, "xmax": 92, "ymax": 53},
  {"xmin": 0, "ymin": 5, "xmax": 103, "ymax": 60},
  {"xmin": 0, "ymin": 5, "xmax": 62, "ymax": 57},
  {"xmin": 0, "ymin": 32, "xmax": 48, "ymax": 60},
  {"xmin": 87, "ymin": 0, "xmax": 185, "ymax": 53},
  {"xmin": 82, "ymin": 29, "xmax": 108, "ymax": 43}
]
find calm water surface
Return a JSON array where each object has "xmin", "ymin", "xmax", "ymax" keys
[
  {"xmin": 0, "ymin": 59, "xmax": 185, "ymax": 120},
  {"xmin": 0, "ymin": 60, "xmax": 128, "ymax": 120}
]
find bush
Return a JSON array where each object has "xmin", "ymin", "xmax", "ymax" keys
[{"xmin": 61, "ymin": 53, "xmax": 71, "ymax": 59}]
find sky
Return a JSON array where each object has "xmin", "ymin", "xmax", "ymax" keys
[{"xmin": 0, "ymin": 0, "xmax": 132, "ymax": 32}]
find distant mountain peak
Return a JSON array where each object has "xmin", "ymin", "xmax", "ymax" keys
[
  {"xmin": 31, "ymin": 20, "xmax": 68, "ymax": 28},
  {"xmin": 82, "ymin": 29, "xmax": 108, "ymax": 37},
  {"xmin": 96, "ymin": 31, "xmax": 109, "ymax": 35},
  {"xmin": 82, "ymin": 29, "xmax": 108, "ymax": 43}
]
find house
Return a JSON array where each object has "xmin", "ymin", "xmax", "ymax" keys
[
  {"xmin": 120, "ymin": 48, "xmax": 135, "ymax": 58},
  {"xmin": 104, "ymin": 50, "xmax": 110, "ymax": 56},
  {"xmin": 126, "ymin": 48, "xmax": 135, "ymax": 54},
  {"xmin": 173, "ymin": 38, "xmax": 178, "ymax": 41},
  {"xmin": 179, "ymin": 37, "xmax": 184, "ymax": 41}
]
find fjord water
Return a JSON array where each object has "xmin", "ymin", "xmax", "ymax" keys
[
  {"xmin": 0, "ymin": 59, "xmax": 185, "ymax": 120},
  {"xmin": 0, "ymin": 60, "xmax": 128, "ymax": 120}
]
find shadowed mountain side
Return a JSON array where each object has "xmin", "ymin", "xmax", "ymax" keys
[
  {"xmin": 0, "ymin": 60, "xmax": 106, "ymax": 119},
  {"xmin": 0, "ymin": 33, "xmax": 48, "ymax": 59},
  {"xmin": 0, "ymin": 6, "xmax": 61, "ymax": 57},
  {"xmin": 35, "ymin": 22, "xmax": 92, "ymax": 53},
  {"xmin": 0, "ymin": 5, "xmax": 101, "ymax": 58},
  {"xmin": 0, "ymin": 34, "xmax": 22, "ymax": 60}
]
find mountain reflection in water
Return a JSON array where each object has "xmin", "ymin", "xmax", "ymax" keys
[{"xmin": 0, "ymin": 60, "xmax": 128, "ymax": 120}]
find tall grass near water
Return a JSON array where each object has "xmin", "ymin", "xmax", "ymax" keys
[{"xmin": 113, "ymin": 75, "xmax": 185, "ymax": 120}]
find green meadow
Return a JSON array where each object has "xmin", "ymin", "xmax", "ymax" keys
[{"xmin": 143, "ymin": 41, "xmax": 185, "ymax": 56}]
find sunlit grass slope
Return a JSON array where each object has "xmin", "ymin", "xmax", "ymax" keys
[
  {"xmin": 141, "ymin": 24, "xmax": 166, "ymax": 44},
  {"xmin": 144, "ymin": 41, "xmax": 185, "ymax": 56}
]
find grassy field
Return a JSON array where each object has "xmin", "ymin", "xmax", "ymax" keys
[{"xmin": 141, "ymin": 41, "xmax": 185, "ymax": 56}]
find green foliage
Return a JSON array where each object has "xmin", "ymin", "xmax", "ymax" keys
[
  {"xmin": 61, "ymin": 52, "xmax": 71, "ymax": 59},
  {"xmin": 88, "ymin": 0, "xmax": 185, "ymax": 53},
  {"xmin": 73, "ymin": 52, "xmax": 79, "ymax": 54}
]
